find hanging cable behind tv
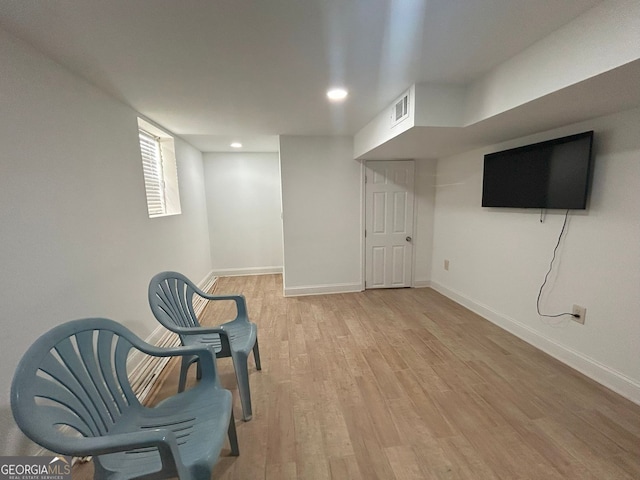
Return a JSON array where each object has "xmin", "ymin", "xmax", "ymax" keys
[{"xmin": 536, "ymin": 209, "xmax": 580, "ymax": 319}]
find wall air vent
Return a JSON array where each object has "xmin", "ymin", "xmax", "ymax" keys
[{"xmin": 390, "ymin": 91, "xmax": 410, "ymax": 127}]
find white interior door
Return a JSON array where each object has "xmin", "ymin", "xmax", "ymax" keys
[{"xmin": 365, "ymin": 160, "xmax": 415, "ymax": 289}]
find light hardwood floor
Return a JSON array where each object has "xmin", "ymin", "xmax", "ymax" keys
[{"xmin": 74, "ymin": 274, "xmax": 640, "ymax": 479}]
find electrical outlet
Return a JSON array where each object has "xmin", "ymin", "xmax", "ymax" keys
[
  {"xmin": 572, "ymin": 304, "xmax": 586, "ymax": 324},
  {"xmin": 444, "ymin": 259, "xmax": 450, "ymax": 271}
]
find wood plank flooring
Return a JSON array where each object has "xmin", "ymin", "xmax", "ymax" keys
[{"xmin": 74, "ymin": 274, "xmax": 640, "ymax": 479}]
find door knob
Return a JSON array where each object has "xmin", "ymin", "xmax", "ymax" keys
[{"xmin": 406, "ymin": 236, "xmax": 412, "ymax": 242}]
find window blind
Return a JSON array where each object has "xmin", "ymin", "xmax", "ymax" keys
[{"xmin": 139, "ymin": 128, "xmax": 166, "ymax": 217}]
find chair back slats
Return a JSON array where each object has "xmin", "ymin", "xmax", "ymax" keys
[
  {"xmin": 12, "ymin": 319, "xmax": 142, "ymax": 449},
  {"xmin": 75, "ymin": 331, "xmax": 124, "ymax": 422},
  {"xmin": 39, "ymin": 346, "xmax": 111, "ymax": 436},
  {"xmin": 31, "ymin": 376, "xmax": 100, "ymax": 437},
  {"xmin": 96, "ymin": 330, "xmax": 131, "ymax": 414},
  {"xmin": 150, "ymin": 273, "xmax": 201, "ymax": 334},
  {"xmin": 162, "ymin": 279, "xmax": 192, "ymax": 327},
  {"xmin": 113, "ymin": 336, "xmax": 139, "ymax": 405}
]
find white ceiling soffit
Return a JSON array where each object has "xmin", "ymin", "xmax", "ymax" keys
[
  {"xmin": 0, "ymin": 0, "xmax": 602, "ymax": 141},
  {"xmin": 359, "ymin": 59, "xmax": 640, "ymax": 160}
]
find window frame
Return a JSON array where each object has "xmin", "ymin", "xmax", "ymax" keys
[{"xmin": 137, "ymin": 118, "xmax": 181, "ymax": 218}]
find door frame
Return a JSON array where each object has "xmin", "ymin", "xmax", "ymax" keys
[{"xmin": 362, "ymin": 159, "xmax": 417, "ymax": 290}]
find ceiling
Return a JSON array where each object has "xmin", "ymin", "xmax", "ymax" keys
[{"xmin": 0, "ymin": 0, "xmax": 606, "ymax": 153}]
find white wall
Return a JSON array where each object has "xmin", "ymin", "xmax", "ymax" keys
[
  {"xmin": 0, "ymin": 28, "xmax": 212, "ymax": 454},
  {"xmin": 430, "ymin": 107, "xmax": 640, "ymax": 403},
  {"xmin": 464, "ymin": 0, "xmax": 640, "ymax": 125},
  {"xmin": 413, "ymin": 159, "xmax": 437, "ymax": 286},
  {"xmin": 280, "ymin": 136, "xmax": 362, "ymax": 295},
  {"xmin": 203, "ymin": 152, "xmax": 283, "ymax": 275},
  {"xmin": 413, "ymin": 83, "xmax": 466, "ymax": 128}
]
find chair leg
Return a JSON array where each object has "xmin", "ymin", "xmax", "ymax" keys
[
  {"xmin": 253, "ymin": 337, "xmax": 262, "ymax": 371},
  {"xmin": 178, "ymin": 356, "xmax": 190, "ymax": 393},
  {"xmin": 228, "ymin": 410, "xmax": 239, "ymax": 456},
  {"xmin": 233, "ymin": 354, "xmax": 252, "ymax": 421},
  {"xmin": 179, "ymin": 355, "xmax": 200, "ymax": 393}
]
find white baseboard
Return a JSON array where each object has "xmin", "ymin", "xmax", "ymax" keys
[
  {"xmin": 212, "ymin": 266, "xmax": 283, "ymax": 277},
  {"xmin": 197, "ymin": 269, "xmax": 217, "ymax": 287},
  {"xmin": 146, "ymin": 323, "xmax": 170, "ymax": 345},
  {"xmin": 429, "ymin": 281, "xmax": 640, "ymax": 406},
  {"xmin": 284, "ymin": 282, "xmax": 363, "ymax": 297},
  {"xmin": 413, "ymin": 280, "xmax": 432, "ymax": 288}
]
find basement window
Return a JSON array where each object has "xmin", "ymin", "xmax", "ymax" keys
[{"xmin": 137, "ymin": 118, "xmax": 181, "ymax": 218}]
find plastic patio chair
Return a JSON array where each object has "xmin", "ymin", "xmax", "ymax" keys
[
  {"xmin": 148, "ymin": 271, "xmax": 261, "ymax": 421},
  {"xmin": 11, "ymin": 317, "xmax": 238, "ymax": 480}
]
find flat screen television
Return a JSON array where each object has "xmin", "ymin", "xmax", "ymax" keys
[{"xmin": 482, "ymin": 131, "xmax": 594, "ymax": 209}]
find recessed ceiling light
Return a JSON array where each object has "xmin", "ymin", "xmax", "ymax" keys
[
  {"xmin": 327, "ymin": 88, "xmax": 348, "ymax": 101},
  {"xmin": 230, "ymin": 142, "xmax": 242, "ymax": 148}
]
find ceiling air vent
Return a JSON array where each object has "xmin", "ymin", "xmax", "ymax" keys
[{"xmin": 390, "ymin": 91, "xmax": 410, "ymax": 127}]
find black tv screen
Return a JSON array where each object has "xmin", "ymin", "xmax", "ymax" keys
[{"xmin": 482, "ymin": 131, "xmax": 594, "ymax": 209}]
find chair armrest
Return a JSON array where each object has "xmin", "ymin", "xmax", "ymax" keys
[
  {"xmin": 192, "ymin": 287, "xmax": 249, "ymax": 319},
  {"xmin": 64, "ymin": 429, "xmax": 190, "ymax": 478},
  {"xmin": 127, "ymin": 334, "xmax": 216, "ymax": 358},
  {"xmin": 162, "ymin": 325, "xmax": 229, "ymax": 336},
  {"xmin": 128, "ymin": 341, "xmax": 221, "ymax": 384}
]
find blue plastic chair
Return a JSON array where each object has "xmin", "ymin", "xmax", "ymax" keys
[
  {"xmin": 148, "ymin": 271, "xmax": 261, "ymax": 421},
  {"xmin": 11, "ymin": 318, "xmax": 238, "ymax": 480}
]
